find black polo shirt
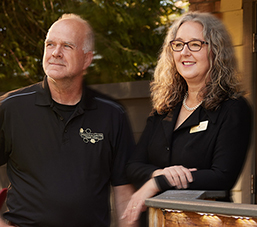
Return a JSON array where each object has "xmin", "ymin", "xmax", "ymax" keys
[{"xmin": 0, "ymin": 77, "xmax": 135, "ymax": 227}]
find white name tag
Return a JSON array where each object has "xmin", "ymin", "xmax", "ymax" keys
[{"xmin": 190, "ymin": 120, "xmax": 208, "ymax": 133}]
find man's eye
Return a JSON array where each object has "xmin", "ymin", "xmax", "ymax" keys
[
  {"xmin": 46, "ymin": 43, "xmax": 53, "ymax": 47},
  {"xmin": 64, "ymin": 45, "xmax": 73, "ymax": 49}
]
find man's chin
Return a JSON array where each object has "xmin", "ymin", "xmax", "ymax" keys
[{"xmin": 46, "ymin": 73, "xmax": 65, "ymax": 82}]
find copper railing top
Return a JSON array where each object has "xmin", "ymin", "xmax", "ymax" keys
[{"xmin": 145, "ymin": 190, "xmax": 257, "ymax": 218}]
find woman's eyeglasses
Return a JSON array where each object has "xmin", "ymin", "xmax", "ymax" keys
[{"xmin": 169, "ymin": 40, "xmax": 208, "ymax": 52}]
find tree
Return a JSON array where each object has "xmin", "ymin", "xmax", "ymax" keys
[
  {"xmin": 0, "ymin": 0, "xmax": 186, "ymax": 92},
  {"xmin": 0, "ymin": 0, "xmax": 77, "ymax": 91}
]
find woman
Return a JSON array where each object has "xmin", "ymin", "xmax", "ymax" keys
[{"xmin": 122, "ymin": 11, "xmax": 252, "ymax": 225}]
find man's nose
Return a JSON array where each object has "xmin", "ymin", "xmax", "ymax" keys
[{"xmin": 52, "ymin": 46, "xmax": 63, "ymax": 58}]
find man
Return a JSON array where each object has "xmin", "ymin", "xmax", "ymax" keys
[{"xmin": 0, "ymin": 14, "xmax": 136, "ymax": 227}]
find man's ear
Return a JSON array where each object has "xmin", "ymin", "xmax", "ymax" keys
[{"xmin": 83, "ymin": 51, "xmax": 93, "ymax": 70}]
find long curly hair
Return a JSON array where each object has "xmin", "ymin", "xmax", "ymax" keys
[{"xmin": 150, "ymin": 12, "xmax": 243, "ymax": 114}]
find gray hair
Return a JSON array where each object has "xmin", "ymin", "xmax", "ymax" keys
[{"xmin": 57, "ymin": 13, "xmax": 94, "ymax": 53}]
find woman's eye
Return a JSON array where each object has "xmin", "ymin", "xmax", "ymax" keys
[
  {"xmin": 176, "ymin": 43, "xmax": 183, "ymax": 47},
  {"xmin": 191, "ymin": 42, "xmax": 201, "ymax": 47}
]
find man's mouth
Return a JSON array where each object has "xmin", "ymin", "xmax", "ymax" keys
[{"xmin": 49, "ymin": 62, "xmax": 65, "ymax": 66}]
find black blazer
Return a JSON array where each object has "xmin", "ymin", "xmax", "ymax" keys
[{"xmin": 127, "ymin": 97, "xmax": 252, "ymax": 196}]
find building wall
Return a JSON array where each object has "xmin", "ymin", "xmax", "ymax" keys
[
  {"xmin": 188, "ymin": 0, "xmax": 253, "ymax": 204},
  {"xmin": 219, "ymin": 0, "xmax": 250, "ymax": 204},
  {"xmin": 189, "ymin": 0, "xmax": 221, "ymax": 13}
]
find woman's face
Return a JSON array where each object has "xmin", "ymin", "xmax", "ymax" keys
[{"xmin": 172, "ymin": 21, "xmax": 210, "ymax": 87}]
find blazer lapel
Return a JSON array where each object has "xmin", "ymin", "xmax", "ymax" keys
[
  {"xmin": 162, "ymin": 102, "xmax": 182, "ymax": 147},
  {"xmin": 178, "ymin": 107, "xmax": 201, "ymax": 130}
]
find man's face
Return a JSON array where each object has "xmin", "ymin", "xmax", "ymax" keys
[{"xmin": 43, "ymin": 19, "xmax": 89, "ymax": 82}]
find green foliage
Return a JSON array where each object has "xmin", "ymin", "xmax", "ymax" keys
[{"xmin": 0, "ymin": 0, "xmax": 185, "ymax": 92}]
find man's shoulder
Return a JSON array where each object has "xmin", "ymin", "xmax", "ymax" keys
[
  {"xmin": 85, "ymin": 86, "xmax": 126, "ymax": 114},
  {"xmin": 0, "ymin": 82, "xmax": 42, "ymax": 105}
]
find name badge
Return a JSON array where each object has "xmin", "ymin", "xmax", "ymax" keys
[{"xmin": 190, "ymin": 120, "xmax": 208, "ymax": 134}]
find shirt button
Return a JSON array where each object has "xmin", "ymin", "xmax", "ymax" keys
[
  {"xmin": 64, "ymin": 129, "xmax": 68, "ymax": 133},
  {"xmin": 166, "ymin": 147, "xmax": 170, "ymax": 151}
]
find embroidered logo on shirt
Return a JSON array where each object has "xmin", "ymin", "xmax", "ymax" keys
[
  {"xmin": 190, "ymin": 120, "xmax": 208, "ymax": 134},
  {"xmin": 79, "ymin": 128, "xmax": 104, "ymax": 144}
]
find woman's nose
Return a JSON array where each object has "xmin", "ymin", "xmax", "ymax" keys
[{"xmin": 180, "ymin": 44, "xmax": 191, "ymax": 56}]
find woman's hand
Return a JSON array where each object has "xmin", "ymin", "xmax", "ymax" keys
[
  {"xmin": 152, "ymin": 165, "xmax": 197, "ymax": 189},
  {"xmin": 121, "ymin": 178, "xmax": 159, "ymax": 225}
]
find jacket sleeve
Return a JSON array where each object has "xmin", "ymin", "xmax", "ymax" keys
[
  {"xmin": 154, "ymin": 97, "xmax": 252, "ymax": 192},
  {"xmin": 127, "ymin": 97, "xmax": 252, "ymax": 193},
  {"xmin": 188, "ymin": 97, "xmax": 252, "ymax": 190}
]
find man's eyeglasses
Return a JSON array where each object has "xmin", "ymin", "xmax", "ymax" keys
[{"xmin": 169, "ymin": 40, "xmax": 209, "ymax": 52}]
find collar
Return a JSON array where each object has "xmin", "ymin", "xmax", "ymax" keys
[
  {"xmin": 161, "ymin": 101, "xmax": 221, "ymax": 146},
  {"xmin": 162, "ymin": 101, "xmax": 221, "ymax": 136},
  {"xmin": 35, "ymin": 76, "xmax": 53, "ymax": 107},
  {"xmin": 162, "ymin": 102, "xmax": 221, "ymax": 125},
  {"xmin": 35, "ymin": 76, "xmax": 97, "ymax": 111},
  {"xmin": 204, "ymin": 107, "xmax": 221, "ymax": 124}
]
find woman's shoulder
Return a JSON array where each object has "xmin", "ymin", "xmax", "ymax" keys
[
  {"xmin": 145, "ymin": 110, "xmax": 167, "ymax": 124},
  {"xmin": 219, "ymin": 95, "xmax": 252, "ymax": 117},
  {"xmin": 149, "ymin": 109, "xmax": 169, "ymax": 118},
  {"xmin": 222, "ymin": 96, "xmax": 251, "ymax": 109}
]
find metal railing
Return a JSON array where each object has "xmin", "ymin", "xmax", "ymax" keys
[{"xmin": 146, "ymin": 190, "xmax": 257, "ymax": 226}]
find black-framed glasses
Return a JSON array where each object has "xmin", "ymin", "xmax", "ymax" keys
[{"xmin": 169, "ymin": 40, "xmax": 209, "ymax": 52}]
